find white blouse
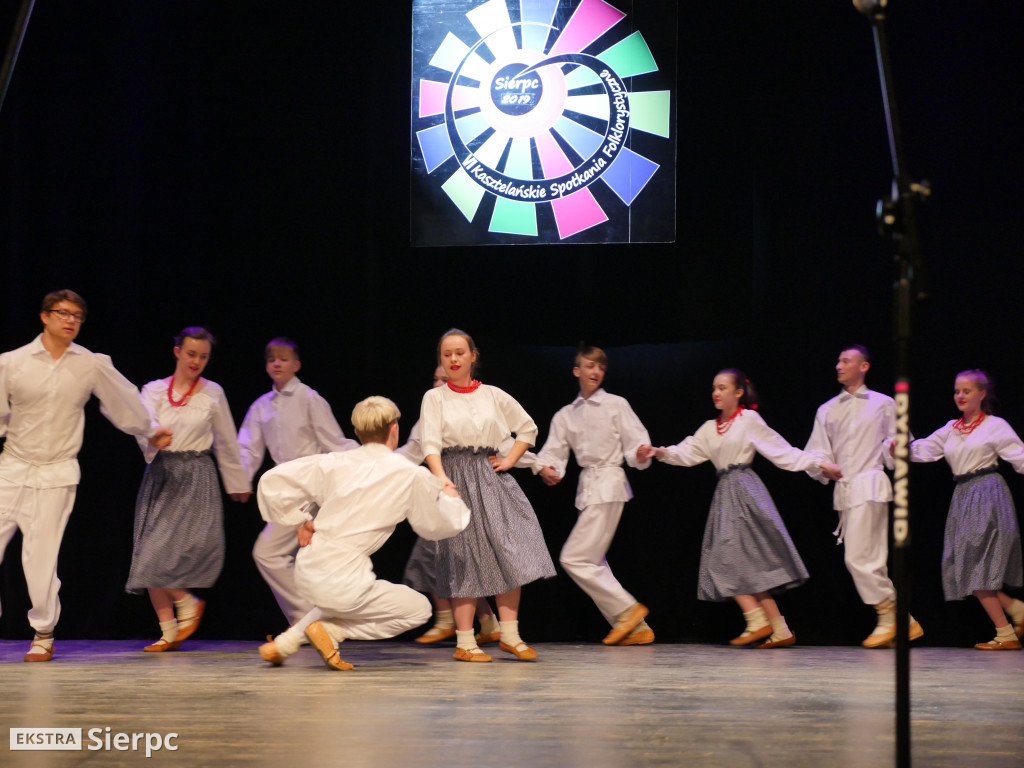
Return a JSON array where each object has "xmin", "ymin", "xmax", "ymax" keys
[
  {"xmin": 137, "ymin": 378, "xmax": 250, "ymax": 494},
  {"xmin": 420, "ymin": 383, "xmax": 538, "ymax": 458},
  {"xmin": 909, "ymin": 415, "xmax": 1024, "ymax": 476},
  {"xmin": 659, "ymin": 409, "xmax": 822, "ymax": 474}
]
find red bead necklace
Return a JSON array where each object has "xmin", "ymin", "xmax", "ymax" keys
[
  {"xmin": 953, "ymin": 412, "xmax": 985, "ymax": 436},
  {"xmin": 168, "ymin": 375, "xmax": 199, "ymax": 407},
  {"xmin": 716, "ymin": 405, "xmax": 744, "ymax": 435},
  {"xmin": 447, "ymin": 379, "xmax": 481, "ymax": 393}
]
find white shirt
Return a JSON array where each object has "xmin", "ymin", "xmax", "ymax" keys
[
  {"xmin": 137, "ymin": 378, "xmax": 250, "ymax": 494},
  {"xmin": 805, "ymin": 385, "xmax": 896, "ymax": 510},
  {"xmin": 910, "ymin": 415, "xmax": 1024, "ymax": 475},
  {"xmin": 659, "ymin": 408, "xmax": 821, "ymax": 475},
  {"xmin": 420, "ymin": 383, "xmax": 538, "ymax": 457},
  {"xmin": 237, "ymin": 377, "xmax": 357, "ymax": 481},
  {"xmin": 399, "ymin": 418, "xmax": 541, "ymax": 470},
  {"xmin": 257, "ymin": 442, "xmax": 471, "ymax": 544},
  {"xmin": 535, "ymin": 388, "xmax": 651, "ymax": 509},
  {"xmin": 0, "ymin": 336, "xmax": 155, "ymax": 488}
]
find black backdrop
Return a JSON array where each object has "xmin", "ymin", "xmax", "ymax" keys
[{"xmin": 1, "ymin": 1, "xmax": 1022, "ymax": 646}]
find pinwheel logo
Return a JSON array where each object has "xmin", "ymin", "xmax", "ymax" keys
[{"xmin": 413, "ymin": 0, "xmax": 671, "ymax": 242}]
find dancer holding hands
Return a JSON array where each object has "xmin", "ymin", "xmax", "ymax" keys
[
  {"xmin": 908, "ymin": 369, "xmax": 1024, "ymax": 650},
  {"xmin": 399, "ymin": 365, "xmax": 501, "ymax": 646},
  {"xmin": 533, "ymin": 345, "xmax": 654, "ymax": 645},
  {"xmin": 420, "ymin": 329, "xmax": 555, "ymax": 662},
  {"xmin": 639, "ymin": 370, "xmax": 840, "ymax": 647},
  {"xmin": 127, "ymin": 327, "xmax": 251, "ymax": 652}
]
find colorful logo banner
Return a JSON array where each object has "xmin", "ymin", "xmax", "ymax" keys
[{"xmin": 412, "ymin": 0, "xmax": 676, "ymax": 245}]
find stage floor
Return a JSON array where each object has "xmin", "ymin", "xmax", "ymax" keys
[{"xmin": 1, "ymin": 640, "xmax": 1021, "ymax": 768}]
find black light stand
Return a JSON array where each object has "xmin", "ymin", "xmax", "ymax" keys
[
  {"xmin": 854, "ymin": 2, "xmax": 929, "ymax": 767},
  {"xmin": 0, "ymin": 0, "xmax": 35, "ymax": 115}
]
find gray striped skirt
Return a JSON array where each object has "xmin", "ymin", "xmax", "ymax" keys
[
  {"xmin": 698, "ymin": 464, "xmax": 809, "ymax": 602},
  {"xmin": 435, "ymin": 447, "xmax": 556, "ymax": 599},
  {"xmin": 942, "ymin": 468, "xmax": 1023, "ymax": 599},
  {"xmin": 126, "ymin": 450, "xmax": 224, "ymax": 595}
]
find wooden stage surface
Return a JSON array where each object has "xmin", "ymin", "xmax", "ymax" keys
[{"xmin": 1, "ymin": 640, "xmax": 1021, "ymax": 768}]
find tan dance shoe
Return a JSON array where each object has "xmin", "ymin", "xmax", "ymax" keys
[
  {"xmin": 729, "ymin": 625, "xmax": 772, "ymax": 646},
  {"xmin": 259, "ymin": 636, "xmax": 285, "ymax": 666},
  {"xmin": 753, "ymin": 633, "xmax": 796, "ymax": 649},
  {"xmin": 453, "ymin": 646, "xmax": 492, "ymax": 662},
  {"xmin": 24, "ymin": 638, "xmax": 54, "ymax": 662},
  {"xmin": 864, "ymin": 619, "xmax": 924, "ymax": 649},
  {"xmin": 143, "ymin": 638, "xmax": 181, "ymax": 652},
  {"xmin": 475, "ymin": 630, "xmax": 501, "ymax": 645},
  {"xmin": 414, "ymin": 626, "xmax": 456, "ymax": 644},
  {"xmin": 305, "ymin": 621, "xmax": 353, "ymax": 670},
  {"xmin": 499, "ymin": 641, "xmax": 538, "ymax": 660},
  {"xmin": 616, "ymin": 627, "xmax": 655, "ymax": 646},
  {"xmin": 974, "ymin": 638, "xmax": 1022, "ymax": 651},
  {"xmin": 174, "ymin": 598, "xmax": 206, "ymax": 642},
  {"xmin": 602, "ymin": 603, "xmax": 649, "ymax": 645}
]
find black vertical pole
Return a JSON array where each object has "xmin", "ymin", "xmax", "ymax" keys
[
  {"xmin": 0, "ymin": 0, "xmax": 36, "ymax": 115},
  {"xmin": 855, "ymin": 2, "xmax": 929, "ymax": 767}
]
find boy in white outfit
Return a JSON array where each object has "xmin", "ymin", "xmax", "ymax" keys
[
  {"xmin": 0, "ymin": 290, "xmax": 170, "ymax": 662},
  {"xmin": 238, "ymin": 338, "xmax": 358, "ymax": 627},
  {"xmin": 256, "ymin": 396, "xmax": 470, "ymax": 670},
  {"xmin": 534, "ymin": 346, "xmax": 653, "ymax": 645},
  {"xmin": 805, "ymin": 345, "xmax": 924, "ymax": 648}
]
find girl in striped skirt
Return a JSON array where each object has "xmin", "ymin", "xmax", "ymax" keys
[
  {"xmin": 639, "ymin": 370, "xmax": 840, "ymax": 648},
  {"xmin": 908, "ymin": 369, "xmax": 1024, "ymax": 650},
  {"xmin": 419, "ymin": 329, "xmax": 555, "ymax": 662}
]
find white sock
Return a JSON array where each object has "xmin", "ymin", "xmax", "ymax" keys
[
  {"xmin": 499, "ymin": 620, "xmax": 524, "ymax": 647},
  {"xmin": 159, "ymin": 619, "xmax": 178, "ymax": 643},
  {"xmin": 173, "ymin": 593, "xmax": 199, "ymax": 622},
  {"xmin": 769, "ymin": 615, "xmax": 792, "ymax": 640},
  {"xmin": 874, "ymin": 599, "xmax": 896, "ymax": 629},
  {"xmin": 742, "ymin": 607, "xmax": 769, "ymax": 633},
  {"xmin": 995, "ymin": 624, "xmax": 1017, "ymax": 644},
  {"xmin": 1005, "ymin": 598, "xmax": 1024, "ymax": 626},
  {"xmin": 455, "ymin": 629, "xmax": 478, "ymax": 650},
  {"xmin": 31, "ymin": 631, "xmax": 54, "ymax": 650},
  {"xmin": 273, "ymin": 630, "xmax": 303, "ymax": 657},
  {"xmin": 478, "ymin": 613, "xmax": 499, "ymax": 636},
  {"xmin": 280, "ymin": 622, "xmax": 306, "ymax": 646},
  {"xmin": 432, "ymin": 608, "xmax": 455, "ymax": 630}
]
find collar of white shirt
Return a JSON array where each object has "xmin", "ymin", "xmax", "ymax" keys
[
  {"xmin": 574, "ymin": 388, "xmax": 607, "ymax": 407},
  {"xmin": 837, "ymin": 384, "xmax": 870, "ymax": 402},
  {"xmin": 271, "ymin": 376, "xmax": 302, "ymax": 399},
  {"xmin": 30, "ymin": 334, "xmax": 83, "ymax": 360}
]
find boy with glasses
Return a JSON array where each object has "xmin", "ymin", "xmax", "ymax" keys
[{"xmin": 0, "ymin": 289, "xmax": 171, "ymax": 661}]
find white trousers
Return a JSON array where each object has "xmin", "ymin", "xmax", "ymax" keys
[
  {"xmin": 841, "ymin": 500, "xmax": 896, "ymax": 605},
  {"xmin": 559, "ymin": 501, "xmax": 636, "ymax": 625},
  {"xmin": 253, "ymin": 521, "xmax": 313, "ymax": 624},
  {"xmin": 0, "ymin": 478, "xmax": 77, "ymax": 634},
  {"xmin": 294, "ymin": 538, "xmax": 431, "ymax": 642},
  {"xmin": 288, "ymin": 585, "xmax": 431, "ymax": 644},
  {"xmin": 315, "ymin": 580, "xmax": 432, "ymax": 643}
]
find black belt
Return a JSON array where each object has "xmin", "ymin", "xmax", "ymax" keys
[
  {"xmin": 716, "ymin": 462, "xmax": 752, "ymax": 478},
  {"xmin": 953, "ymin": 464, "xmax": 999, "ymax": 484}
]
